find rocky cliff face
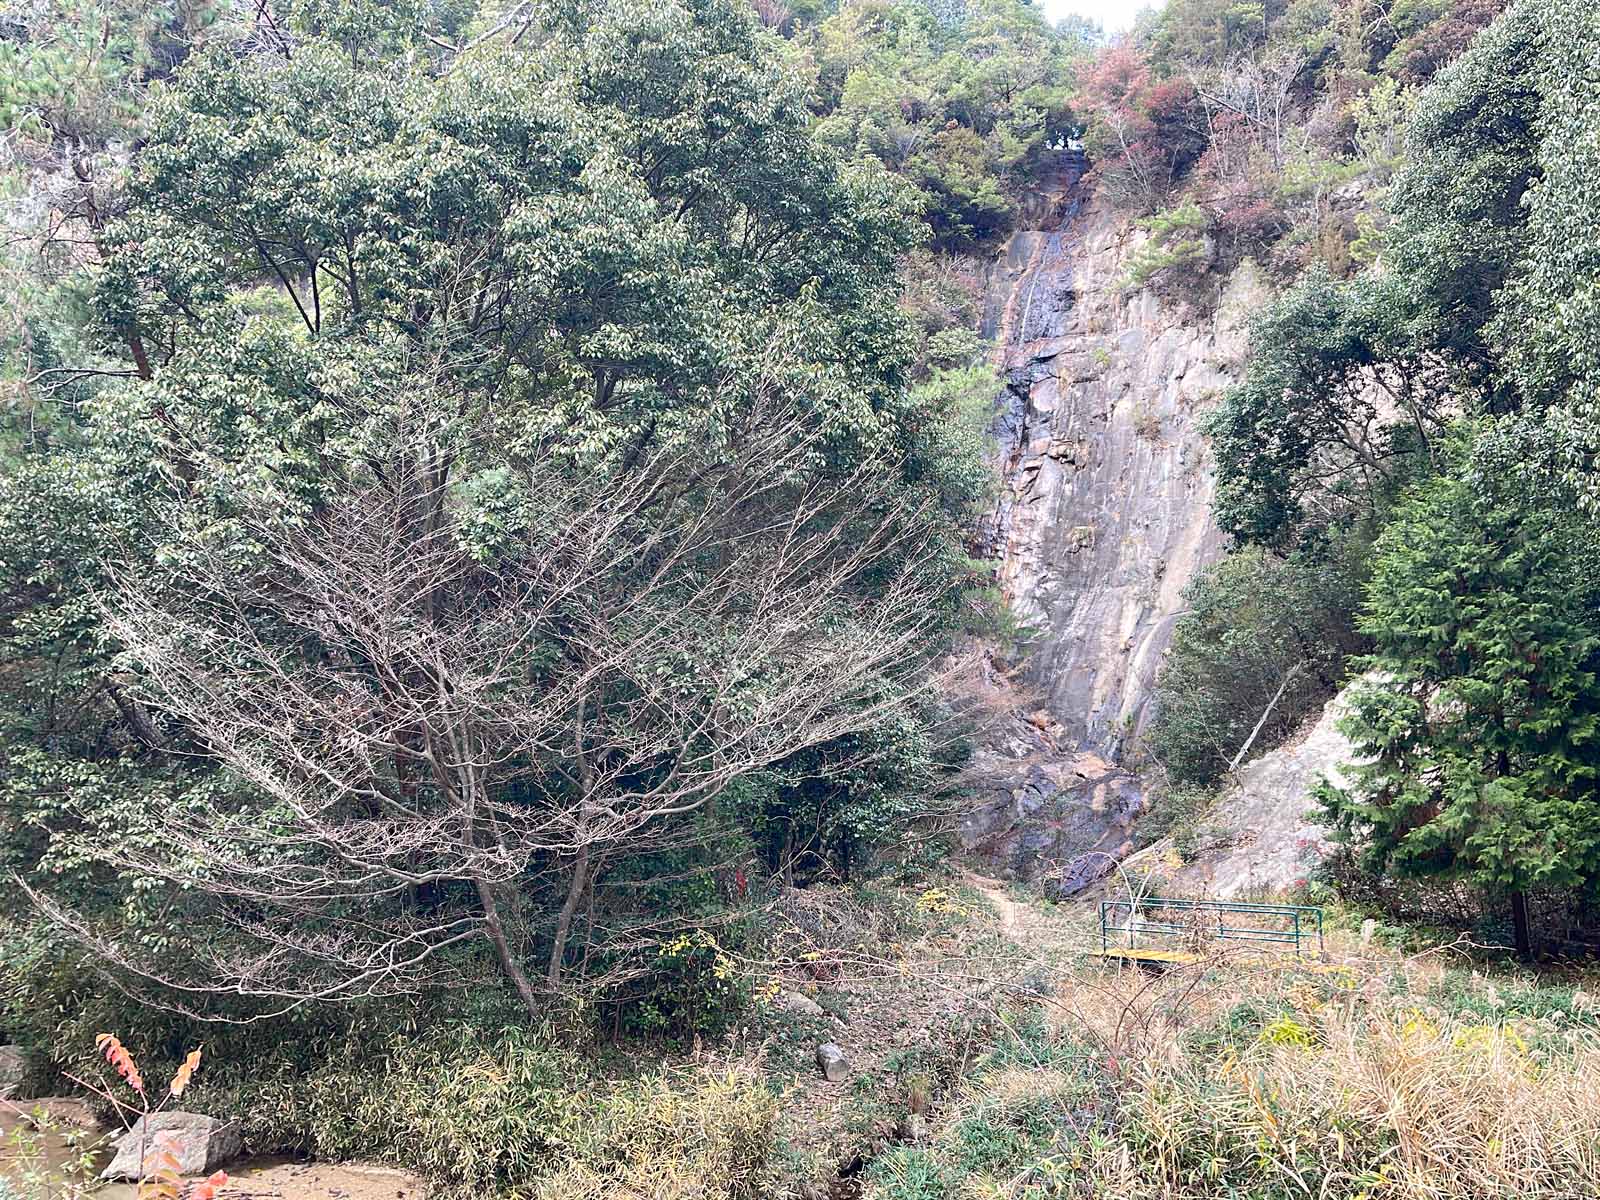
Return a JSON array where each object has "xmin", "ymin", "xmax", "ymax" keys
[{"xmin": 961, "ymin": 162, "xmax": 1269, "ymax": 883}]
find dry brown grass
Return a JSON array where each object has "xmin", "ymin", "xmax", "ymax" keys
[
  {"xmin": 858, "ymin": 897, "xmax": 1600, "ymax": 1200},
  {"xmin": 1080, "ymin": 989, "xmax": 1600, "ymax": 1198},
  {"xmin": 531, "ymin": 1061, "xmax": 777, "ymax": 1200}
]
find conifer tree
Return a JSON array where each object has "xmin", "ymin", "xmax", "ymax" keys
[{"xmin": 1320, "ymin": 471, "xmax": 1600, "ymax": 956}]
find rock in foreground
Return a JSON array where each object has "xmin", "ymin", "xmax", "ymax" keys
[
  {"xmin": 815, "ymin": 1042, "xmax": 849, "ymax": 1083},
  {"xmin": 100, "ymin": 1112, "xmax": 241, "ymax": 1181},
  {"xmin": 0, "ymin": 1046, "xmax": 25, "ymax": 1100},
  {"xmin": 780, "ymin": 991, "xmax": 827, "ymax": 1019}
]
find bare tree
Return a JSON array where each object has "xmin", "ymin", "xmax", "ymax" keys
[
  {"xmin": 49, "ymin": 383, "xmax": 952, "ymax": 1021},
  {"xmin": 749, "ymin": 0, "xmax": 792, "ymax": 35},
  {"xmin": 1188, "ymin": 49, "xmax": 1308, "ymax": 172}
]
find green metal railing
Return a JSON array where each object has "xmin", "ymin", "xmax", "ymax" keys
[{"xmin": 1099, "ymin": 897, "xmax": 1324, "ymax": 957}]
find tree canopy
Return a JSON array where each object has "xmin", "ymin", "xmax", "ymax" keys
[{"xmin": 1, "ymin": 0, "xmax": 986, "ymax": 1024}]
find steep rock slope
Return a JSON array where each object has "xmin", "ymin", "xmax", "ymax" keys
[
  {"xmin": 962, "ymin": 167, "xmax": 1267, "ymax": 881},
  {"xmin": 1121, "ymin": 683, "xmax": 1360, "ymax": 897},
  {"xmin": 985, "ymin": 196, "xmax": 1264, "ymax": 755}
]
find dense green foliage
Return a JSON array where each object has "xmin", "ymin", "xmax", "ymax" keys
[
  {"xmin": 1382, "ymin": 0, "xmax": 1541, "ymax": 395},
  {"xmin": 0, "ymin": 0, "xmax": 990, "ymax": 1047},
  {"xmin": 1206, "ymin": 267, "xmax": 1441, "ymax": 546},
  {"xmin": 1320, "ymin": 472, "xmax": 1600, "ymax": 940},
  {"xmin": 1183, "ymin": 0, "xmax": 1600, "ymax": 947},
  {"xmin": 796, "ymin": 0, "xmax": 1089, "ymax": 250},
  {"xmin": 1487, "ymin": 0, "xmax": 1600, "ymax": 509},
  {"xmin": 1146, "ymin": 547, "xmax": 1364, "ymax": 788}
]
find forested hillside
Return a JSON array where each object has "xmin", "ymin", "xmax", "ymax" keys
[
  {"xmin": 1, "ymin": 1, "xmax": 1599, "ymax": 1198},
  {"xmin": 1136, "ymin": 0, "xmax": 1600, "ymax": 960}
]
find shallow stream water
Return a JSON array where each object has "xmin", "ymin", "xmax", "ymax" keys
[{"xmin": 1, "ymin": 1106, "xmax": 425, "ymax": 1200}]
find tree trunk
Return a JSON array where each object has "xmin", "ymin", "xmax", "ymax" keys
[
  {"xmin": 452, "ymin": 743, "xmax": 539, "ymax": 1021},
  {"xmin": 104, "ymin": 678, "xmax": 163, "ymax": 749},
  {"xmin": 1510, "ymin": 889, "xmax": 1533, "ymax": 959},
  {"xmin": 552, "ymin": 687, "xmax": 596, "ymax": 989},
  {"xmin": 546, "ymin": 843, "xmax": 590, "ymax": 988},
  {"xmin": 1228, "ymin": 664, "xmax": 1303, "ymax": 776},
  {"xmin": 124, "ymin": 331, "xmax": 154, "ymax": 381},
  {"xmin": 475, "ymin": 875, "xmax": 541, "ymax": 1021}
]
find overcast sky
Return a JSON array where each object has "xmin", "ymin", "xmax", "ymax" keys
[{"xmin": 1039, "ymin": 0, "xmax": 1164, "ymax": 33}]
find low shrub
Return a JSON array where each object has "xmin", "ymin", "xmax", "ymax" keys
[
  {"xmin": 189, "ymin": 1025, "xmax": 776, "ymax": 1199},
  {"xmin": 1124, "ymin": 203, "xmax": 1212, "ymax": 291},
  {"xmin": 608, "ymin": 927, "xmax": 750, "ymax": 1039},
  {"xmin": 1429, "ymin": 968, "xmax": 1600, "ymax": 1034},
  {"xmin": 862, "ymin": 1146, "xmax": 955, "ymax": 1200},
  {"xmin": 861, "ymin": 1012, "xmax": 1097, "ymax": 1199},
  {"xmin": 529, "ymin": 1062, "xmax": 777, "ymax": 1200}
]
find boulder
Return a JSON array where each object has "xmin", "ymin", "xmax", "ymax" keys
[
  {"xmin": 815, "ymin": 1042, "xmax": 849, "ymax": 1083},
  {"xmin": 779, "ymin": 991, "xmax": 827, "ymax": 1019},
  {"xmin": 99, "ymin": 1112, "xmax": 241, "ymax": 1181},
  {"xmin": 898, "ymin": 1112, "xmax": 930, "ymax": 1143},
  {"xmin": 0, "ymin": 1046, "xmax": 26, "ymax": 1099}
]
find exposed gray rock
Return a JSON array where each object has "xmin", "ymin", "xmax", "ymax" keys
[
  {"xmin": 979, "ymin": 184, "xmax": 1262, "ymax": 761},
  {"xmin": 964, "ymin": 739, "xmax": 1143, "ymax": 883},
  {"xmin": 815, "ymin": 1042, "xmax": 849, "ymax": 1083},
  {"xmin": 779, "ymin": 991, "xmax": 827, "ymax": 1019},
  {"xmin": 961, "ymin": 158, "xmax": 1266, "ymax": 880},
  {"xmin": 0, "ymin": 1046, "xmax": 26, "ymax": 1099},
  {"xmin": 99, "ymin": 1112, "xmax": 241, "ymax": 1181},
  {"xmin": 1124, "ymin": 684, "xmax": 1363, "ymax": 896}
]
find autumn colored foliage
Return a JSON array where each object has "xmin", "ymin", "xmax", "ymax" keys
[
  {"xmin": 1077, "ymin": 46, "xmax": 1206, "ymax": 208},
  {"xmin": 86, "ymin": 1036, "xmax": 228, "ymax": 1200}
]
